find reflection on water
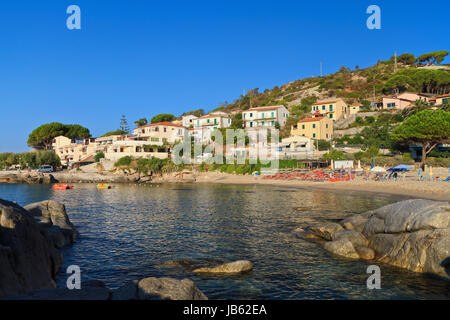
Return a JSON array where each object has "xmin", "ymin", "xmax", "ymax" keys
[{"xmin": 0, "ymin": 183, "xmax": 449, "ymax": 299}]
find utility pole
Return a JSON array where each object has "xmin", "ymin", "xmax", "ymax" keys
[
  {"xmin": 394, "ymin": 51, "xmax": 398, "ymax": 72},
  {"xmin": 320, "ymin": 62, "xmax": 323, "ymax": 77}
]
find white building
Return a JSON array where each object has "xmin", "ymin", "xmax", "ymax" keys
[
  {"xmin": 133, "ymin": 122, "xmax": 187, "ymax": 145},
  {"xmin": 194, "ymin": 113, "xmax": 232, "ymax": 129},
  {"xmin": 182, "ymin": 115, "xmax": 198, "ymax": 128},
  {"xmin": 242, "ymin": 105, "xmax": 289, "ymax": 129}
]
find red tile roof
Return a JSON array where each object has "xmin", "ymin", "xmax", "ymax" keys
[
  {"xmin": 137, "ymin": 122, "xmax": 184, "ymax": 129},
  {"xmin": 312, "ymin": 99, "xmax": 342, "ymax": 105},
  {"xmin": 430, "ymin": 94, "xmax": 450, "ymax": 101},
  {"xmin": 299, "ymin": 117, "xmax": 325, "ymax": 123},
  {"xmin": 246, "ymin": 106, "xmax": 283, "ymax": 111}
]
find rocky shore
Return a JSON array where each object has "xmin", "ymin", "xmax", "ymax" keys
[
  {"xmin": 0, "ymin": 198, "xmax": 78, "ymax": 298},
  {"xmin": 296, "ymin": 199, "xmax": 450, "ymax": 280}
]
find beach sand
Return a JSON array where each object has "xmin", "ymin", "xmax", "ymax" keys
[{"xmin": 194, "ymin": 171, "xmax": 450, "ymax": 201}]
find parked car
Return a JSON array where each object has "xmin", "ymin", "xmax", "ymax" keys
[{"xmin": 36, "ymin": 165, "xmax": 54, "ymax": 173}]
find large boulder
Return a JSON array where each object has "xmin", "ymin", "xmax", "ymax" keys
[
  {"xmin": 193, "ymin": 260, "xmax": 253, "ymax": 274},
  {"xmin": 137, "ymin": 277, "xmax": 207, "ymax": 300},
  {"xmin": 25, "ymin": 200, "xmax": 78, "ymax": 247},
  {"xmin": 300, "ymin": 199, "xmax": 450, "ymax": 279},
  {"xmin": 0, "ymin": 199, "xmax": 63, "ymax": 298}
]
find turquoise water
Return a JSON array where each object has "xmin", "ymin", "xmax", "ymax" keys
[{"xmin": 0, "ymin": 183, "xmax": 449, "ymax": 299}]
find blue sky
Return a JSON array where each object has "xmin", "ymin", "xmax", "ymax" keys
[{"xmin": 0, "ymin": 0, "xmax": 448, "ymax": 152}]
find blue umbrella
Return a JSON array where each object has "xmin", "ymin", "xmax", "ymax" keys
[{"xmin": 387, "ymin": 164, "xmax": 413, "ymax": 172}]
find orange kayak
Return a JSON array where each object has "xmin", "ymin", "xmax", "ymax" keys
[{"xmin": 52, "ymin": 184, "xmax": 73, "ymax": 190}]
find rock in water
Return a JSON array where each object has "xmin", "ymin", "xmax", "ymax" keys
[
  {"xmin": 308, "ymin": 222, "xmax": 344, "ymax": 241},
  {"xmin": 300, "ymin": 199, "xmax": 450, "ymax": 279},
  {"xmin": 323, "ymin": 239, "xmax": 360, "ymax": 259},
  {"xmin": 137, "ymin": 277, "xmax": 207, "ymax": 300},
  {"xmin": 193, "ymin": 260, "xmax": 253, "ymax": 274}
]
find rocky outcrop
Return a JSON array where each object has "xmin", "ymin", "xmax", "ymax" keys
[
  {"xmin": 112, "ymin": 277, "xmax": 207, "ymax": 300},
  {"xmin": 298, "ymin": 199, "xmax": 450, "ymax": 279},
  {"xmin": 193, "ymin": 260, "xmax": 253, "ymax": 274},
  {"xmin": 0, "ymin": 172, "xmax": 57, "ymax": 184},
  {"xmin": 0, "ymin": 198, "xmax": 77, "ymax": 298},
  {"xmin": 24, "ymin": 200, "xmax": 78, "ymax": 248}
]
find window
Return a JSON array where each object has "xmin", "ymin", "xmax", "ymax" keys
[
  {"xmin": 326, "ymin": 124, "xmax": 328, "ymax": 128},
  {"xmin": 302, "ymin": 125, "xmax": 305, "ymax": 129},
  {"xmin": 250, "ymin": 122, "xmax": 253, "ymax": 127},
  {"xmin": 262, "ymin": 113, "xmax": 264, "ymax": 118},
  {"xmin": 271, "ymin": 112, "xmax": 274, "ymax": 117},
  {"xmin": 164, "ymin": 127, "xmax": 167, "ymax": 132},
  {"xmin": 329, "ymin": 114, "xmax": 333, "ymax": 119},
  {"xmin": 313, "ymin": 124, "xmax": 316, "ymax": 128},
  {"xmin": 271, "ymin": 120, "xmax": 275, "ymax": 126},
  {"xmin": 262, "ymin": 121, "xmax": 265, "ymax": 126},
  {"xmin": 322, "ymin": 105, "xmax": 325, "ymax": 110},
  {"xmin": 250, "ymin": 113, "xmax": 253, "ymax": 117},
  {"xmin": 214, "ymin": 118, "xmax": 217, "ymax": 124},
  {"xmin": 329, "ymin": 105, "xmax": 333, "ymax": 111},
  {"xmin": 207, "ymin": 119, "xmax": 210, "ymax": 123},
  {"xmin": 326, "ymin": 134, "xmax": 328, "ymax": 138},
  {"xmin": 313, "ymin": 133, "xmax": 316, "ymax": 138}
]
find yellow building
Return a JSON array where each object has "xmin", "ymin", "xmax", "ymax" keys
[
  {"xmin": 291, "ymin": 116, "xmax": 333, "ymax": 140},
  {"xmin": 349, "ymin": 104, "xmax": 360, "ymax": 114},
  {"xmin": 311, "ymin": 98, "xmax": 349, "ymax": 121}
]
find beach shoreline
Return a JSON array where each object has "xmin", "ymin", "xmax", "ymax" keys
[
  {"xmin": 194, "ymin": 172, "xmax": 450, "ymax": 201},
  {"xmin": 1, "ymin": 170, "xmax": 449, "ymax": 201}
]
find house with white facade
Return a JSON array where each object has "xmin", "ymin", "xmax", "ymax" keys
[
  {"xmin": 133, "ymin": 122, "xmax": 187, "ymax": 145},
  {"xmin": 242, "ymin": 105, "xmax": 289, "ymax": 129},
  {"xmin": 194, "ymin": 113, "xmax": 232, "ymax": 129},
  {"xmin": 182, "ymin": 115, "xmax": 198, "ymax": 128}
]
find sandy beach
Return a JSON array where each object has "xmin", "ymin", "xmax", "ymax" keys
[
  {"xmin": 194, "ymin": 171, "xmax": 450, "ymax": 201},
  {"xmin": 1, "ymin": 169, "xmax": 449, "ymax": 201}
]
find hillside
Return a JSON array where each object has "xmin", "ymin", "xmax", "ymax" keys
[{"xmin": 201, "ymin": 51, "xmax": 450, "ymax": 134}]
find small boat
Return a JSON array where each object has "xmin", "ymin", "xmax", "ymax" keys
[
  {"xmin": 96, "ymin": 184, "xmax": 116, "ymax": 189},
  {"xmin": 52, "ymin": 184, "xmax": 73, "ymax": 190}
]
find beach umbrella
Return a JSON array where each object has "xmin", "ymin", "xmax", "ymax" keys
[{"xmin": 388, "ymin": 164, "xmax": 413, "ymax": 172}]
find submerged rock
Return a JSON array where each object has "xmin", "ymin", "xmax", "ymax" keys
[
  {"xmin": 193, "ymin": 260, "xmax": 253, "ymax": 274},
  {"xmin": 137, "ymin": 277, "xmax": 207, "ymax": 300}
]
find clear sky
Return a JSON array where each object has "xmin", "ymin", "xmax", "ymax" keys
[{"xmin": 0, "ymin": 0, "xmax": 448, "ymax": 152}]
